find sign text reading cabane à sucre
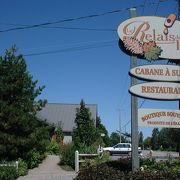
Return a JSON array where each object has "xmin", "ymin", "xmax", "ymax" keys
[{"xmin": 130, "ymin": 65, "xmax": 180, "ymax": 81}]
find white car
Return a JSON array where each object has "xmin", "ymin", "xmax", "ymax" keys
[{"xmin": 103, "ymin": 143, "xmax": 142, "ymax": 156}]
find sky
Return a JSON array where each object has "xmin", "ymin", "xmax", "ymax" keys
[{"xmin": 0, "ymin": 0, "xmax": 179, "ymax": 139}]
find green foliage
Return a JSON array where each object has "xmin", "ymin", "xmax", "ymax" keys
[
  {"xmin": 75, "ymin": 158, "xmax": 180, "ymax": 180},
  {"xmin": 0, "ymin": 165, "xmax": 17, "ymax": 180},
  {"xmin": 0, "ymin": 47, "xmax": 51, "ymax": 161},
  {"xmin": 75, "ymin": 159, "xmax": 131, "ymax": 180},
  {"xmin": 109, "ymin": 132, "xmax": 127, "ymax": 146},
  {"xmin": 17, "ymin": 158, "xmax": 28, "ymax": 176},
  {"xmin": 81, "ymin": 152, "xmax": 109, "ymax": 170},
  {"xmin": 143, "ymin": 136, "xmax": 152, "ymax": 149},
  {"xmin": 140, "ymin": 157, "xmax": 180, "ymax": 173},
  {"xmin": 60, "ymin": 143, "xmax": 101, "ymax": 170},
  {"xmin": 139, "ymin": 131, "xmax": 144, "ymax": 149},
  {"xmin": 46, "ymin": 140, "xmax": 61, "ymax": 155},
  {"xmin": 144, "ymin": 46, "xmax": 162, "ymax": 61},
  {"xmin": 25, "ymin": 149, "xmax": 43, "ymax": 169},
  {"xmin": 151, "ymin": 128, "xmax": 159, "ymax": 150},
  {"xmin": 60, "ymin": 143, "xmax": 76, "ymax": 169},
  {"xmin": 96, "ymin": 116, "xmax": 110, "ymax": 146},
  {"xmin": 72, "ymin": 99, "xmax": 98, "ymax": 147}
]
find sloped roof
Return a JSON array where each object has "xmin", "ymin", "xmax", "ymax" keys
[{"xmin": 37, "ymin": 103, "xmax": 97, "ymax": 132}]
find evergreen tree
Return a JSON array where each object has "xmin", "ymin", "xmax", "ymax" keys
[
  {"xmin": 151, "ymin": 128, "xmax": 159, "ymax": 150},
  {"xmin": 0, "ymin": 47, "xmax": 50, "ymax": 161},
  {"xmin": 139, "ymin": 131, "xmax": 144, "ymax": 149},
  {"xmin": 169, "ymin": 129, "xmax": 180, "ymax": 156},
  {"xmin": 96, "ymin": 116, "xmax": 110, "ymax": 146},
  {"xmin": 72, "ymin": 99, "xmax": 97, "ymax": 147}
]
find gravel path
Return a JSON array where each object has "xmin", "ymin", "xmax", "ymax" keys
[{"xmin": 17, "ymin": 155, "xmax": 76, "ymax": 180}]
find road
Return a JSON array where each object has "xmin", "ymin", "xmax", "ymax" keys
[{"xmin": 110, "ymin": 150, "xmax": 179, "ymax": 161}]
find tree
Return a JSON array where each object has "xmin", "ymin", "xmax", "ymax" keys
[
  {"xmin": 158, "ymin": 128, "xmax": 171, "ymax": 150},
  {"xmin": 72, "ymin": 99, "xmax": 97, "ymax": 147},
  {"xmin": 169, "ymin": 129, "xmax": 180, "ymax": 156},
  {"xmin": 96, "ymin": 116, "xmax": 110, "ymax": 146},
  {"xmin": 143, "ymin": 137, "xmax": 152, "ymax": 149},
  {"xmin": 151, "ymin": 128, "xmax": 159, "ymax": 150},
  {"xmin": 109, "ymin": 132, "xmax": 126, "ymax": 146},
  {"xmin": 139, "ymin": 131, "xmax": 144, "ymax": 149},
  {"xmin": 0, "ymin": 47, "xmax": 50, "ymax": 161}
]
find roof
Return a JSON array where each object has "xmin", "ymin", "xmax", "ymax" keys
[{"xmin": 37, "ymin": 103, "xmax": 97, "ymax": 132}]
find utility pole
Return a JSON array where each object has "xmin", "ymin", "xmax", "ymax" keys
[{"xmin": 130, "ymin": 8, "xmax": 139, "ymax": 171}]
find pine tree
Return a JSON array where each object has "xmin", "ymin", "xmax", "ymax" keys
[
  {"xmin": 72, "ymin": 99, "xmax": 97, "ymax": 147},
  {"xmin": 0, "ymin": 47, "xmax": 50, "ymax": 161},
  {"xmin": 151, "ymin": 128, "xmax": 159, "ymax": 150},
  {"xmin": 96, "ymin": 116, "xmax": 110, "ymax": 146},
  {"xmin": 139, "ymin": 131, "xmax": 144, "ymax": 149}
]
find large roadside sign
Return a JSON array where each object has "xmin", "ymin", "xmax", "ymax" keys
[
  {"xmin": 130, "ymin": 64, "xmax": 180, "ymax": 82},
  {"xmin": 129, "ymin": 82, "xmax": 180, "ymax": 100},
  {"xmin": 138, "ymin": 108, "xmax": 180, "ymax": 128},
  {"xmin": 117, "ymin": 15, "xmax": 180, "ymax": 60}
]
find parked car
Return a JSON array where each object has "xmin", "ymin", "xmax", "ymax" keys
[{"xmin": 103, "ymin": 143, "xmax": 142, "ymax": 156}]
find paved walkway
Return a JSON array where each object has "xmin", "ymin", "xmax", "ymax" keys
[{"xmin": 17, "ymin": 155, "xmax": 76, "ymax": 180}]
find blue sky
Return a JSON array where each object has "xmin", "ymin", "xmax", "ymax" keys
[{"xmin": 0, "ymin": 0, "xmax": 179, "ymax": 138}]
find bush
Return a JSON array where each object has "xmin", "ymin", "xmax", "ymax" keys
[
  {"xmin": 75, "ymin": 161, "xmax": 126, "ymax": 180},
  {"xmin": 60, "ymin": 143, "xmax": 101, "ymax": 170},
  {"xmin": 46, "ymin": 140, "xmax": 61, "ymax": 155},
  {"xmin": 140, "ymin": 157, "xmax": 180, "ymax": 173},
  {"xmin": 60, "ymin": 143, "xmax": 76, "ymax": 169},
  {"xmin": 75, "ymin": 158, "xmax": 180, "ymax": 180},
  {"xmin": 0, "ymin": 165, "xmax": 18, "ymax": 180},
  {"xmin": 17, "ymin": 158, "xmax": 28, "ymax": 176},
  {"xmin": 81, "ymin": 152, "xmax": 109, "ymax": 169},
  {"xmin": 25, "ymin": 149, "xmax": 43, "ymax": 169}
]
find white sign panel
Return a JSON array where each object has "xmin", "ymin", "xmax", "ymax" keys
[
  {"xmin": 117, "ymin": 16, "xmax": 180, "ymax": 59},
  {"xmin": 138, "ymin": 108, "xmax": 180, "ymax": 128},
  {"xmin": 129, "ymin": 82, "xmax": 180, "ymax": 100},
  {"xmin": 130, "ymin": 64, "xmax": 180, "ymax": 82}
]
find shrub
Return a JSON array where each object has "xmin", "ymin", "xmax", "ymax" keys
[
  {"xmin": 0, "ymin": 165, "xmax": 17, "ymax": 180},
  {"xmin": 46, "ymin": 140, "xmax": 61, "ymax": 155},
  {"xmin": 17, "ymin": 158, "xmax": 28, "ymax": 176},
  {"xmin": 75, "ymin": 161, "xmax": 126, "ymax": 180},
  {"xmin": 25, "ymin": 149, "xmax": 43, "ymax": 169},
  {"xmin": 60, "ymin": 143, "xmax": 76, "ymax": 169},
  {"xmin": 60, "ymin": 143, "xmax": 101, "ymax": 170},
  {"xmin": 81, "ymin": 152, "xmax": 109, "ymax": 170},
  {"xmin": 75, "ymin": 158, "xmax": 180, "ymax": 180}
]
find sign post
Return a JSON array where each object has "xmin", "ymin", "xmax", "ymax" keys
[{"xmin": 130, "ymin": 8, "xmax": 139, "ymax": 171}]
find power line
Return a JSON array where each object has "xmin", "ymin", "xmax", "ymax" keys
[
  {"xmin": 0, "ymin": 22, "xmax": 116, "ymax": 32},
  {"xmin": 139, "ymin": 99, "xmax": 146, "ymax": 108},
  {"xmin": 41, "ymin": 26, "xmax": 116, "ymax": 32},
  {"xmin": 0, "ymin": 0, "xmax": 172, "ymax": 33},
  {"xmin": 24, "ymin": 40, "xmax": 116, "ymax": 57}
]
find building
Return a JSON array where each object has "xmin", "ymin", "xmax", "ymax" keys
[{"xmin": 37, "ymin": 103, "xmax": 97, "ymax": 143}]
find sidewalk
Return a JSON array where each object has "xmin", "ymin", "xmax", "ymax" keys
[{"xmin": 17, "ymin": 155, "xmax": 76, "ymax": 180}]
